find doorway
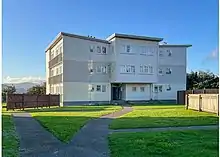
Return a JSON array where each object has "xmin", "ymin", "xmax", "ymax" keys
[{"xmin": 111, "ymin": 84, "xmax": 122, "ymax": 100}]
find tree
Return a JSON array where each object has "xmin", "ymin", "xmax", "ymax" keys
[
  {"xmin": 27, "ymin": 82, "xmax": 46, "ymax": 95},
  {"xmin": 187, "ymin": 70, "xmax": 219, "ymax": 90},
  {"xmin": 2, "ymin": 84, "xmax": 16, "ymax": 102}
]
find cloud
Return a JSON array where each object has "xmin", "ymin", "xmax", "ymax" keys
[
  {"xmin": 3, "ymin": 76, "xmax": 45, "ymax": 84},
  {"xmin": 202, "ymin": 47, "xmax": 219, "ymax": 64}
]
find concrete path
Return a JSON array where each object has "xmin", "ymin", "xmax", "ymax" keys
[
  {"xmin": 13, "ymin": 106, "xmax": 218, "ymax": 157},
  {"xmin": 13, "ymin": 106, "xmax": 133, "ymax": 157},
  {"xmin": 13, "ymin": 113, "xmax": 65, "ymax": 157},
  {"xmin": 109, "ymin": 125, "xmax": 218, "ymax": 134}
]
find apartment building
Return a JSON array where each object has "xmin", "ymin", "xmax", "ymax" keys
[{"xmin": 45, "ymin": 32, "xmax": 191, "ymax": 105}]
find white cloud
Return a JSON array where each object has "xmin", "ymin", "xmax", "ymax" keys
[
  {"xmin": 3, "ymin": 76, "xmax": 45, "ymax": 84},
  {"xmin": 201, "ymin": 47, "xmax": 219, "ymax": 65}
]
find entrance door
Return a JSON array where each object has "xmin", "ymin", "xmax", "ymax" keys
[{"xmin": 112, "ymin": 84, "xmax": 122, "ymax": 100}]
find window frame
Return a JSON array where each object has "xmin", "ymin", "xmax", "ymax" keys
[
  {"xmin": 96, "ymin": 85, "xmax": 101, "ymax": 92},
  {"xmin": 132, "ymin": 87, "xmax": 137, "ymax": 92},
  {"xmin": 140, "ymin": 87, "xmax": 145, "ymax": 92}
]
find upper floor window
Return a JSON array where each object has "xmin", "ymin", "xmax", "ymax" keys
[
  {"xmin": 140, "ymin": 65, "xmax": 153, "ymax": 74},
  {"xmin": 126, "ymin": 45, "xmax": 131, "ymax": 53},
  {"xmin": 147, "ymin": 47, "xmax": 154, "ymax": 56},
  {"xmin": 159, "ymin": 50, "xmax": 163, "ymax": 57},
  {"xmin": 97, "ymin": 46, "xmax": 101, "ymax": 53},
  {"xmin": 102, "ymin": 85, "xmax": 106, "ymax": 92},
  {"xmin": 51, "ymin": 51, "xmax": 54, "ymax": 59},
  {"xmin": 166, "ymin": 68, "xmax": 172, "ymax": 74},
  {"xmin": 96, "ymin": 65, "xmax": 107, "ymax": 74},
  {"xmin": 158, "ymin": 68, "xmax": 163, "ymax": 74},
  {"xmin": 102, "ymin": 47, "xmax": 107, "ymax": 54},
  {"xmin": 60, "ymin": 46, "xmax": 63, "ymax": 53},
  {"xmin": 120, "ymin": 65, "xmax": 135, "ymax": 74},
  {"xmin": 166, "ymin": 85, "xmax": 171, "ymax": 91},
  {"xmin": 96, "ymin": 85, "xmax": 101, "ymax": 92},
  {"xmin": 132, "ymin": 87, "xmax": 137, "ymax": 92},
  {"xmin": 90, "ymin": 45, "xmax": 94, "ymax": 52},
  {"xmin": 140, "ymin": 87, "xmax": 145, "ymax": 92},
  {"xmin": 167, "ymin": 49, "xmax": 172, "ymax": 56},
  {"xmin": 140, "ymin": 46, "xmax": 146, "ymax": 55}
]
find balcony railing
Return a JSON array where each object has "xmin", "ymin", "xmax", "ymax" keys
[
  {"xmin": 48, "ymin": 74, "xmax": 62, "ymax": 84},
  {"xmin": 49, "ymin": 53, "xmax": 63, "ymax": 68}
]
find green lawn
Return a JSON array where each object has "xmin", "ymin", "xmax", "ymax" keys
[
  {"xmin": 30, "ymin": 105, "xmax": 121, "ymax": 143},
  {"xmin": 2, "ymin": 109, "xmax": 19, "ymax": 157},
  {"xmin": 110, "ymin": 105, "xmax": 218, "ymax": 129},
  {"xmin": 109, "ymin": 129, "xmax": 218, "ymax": 157}
]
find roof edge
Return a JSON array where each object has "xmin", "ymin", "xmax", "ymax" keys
[
  {"xmin": 106, "ymin": 33, "xmax": 163, "ymax": 42},
  {"xmin": 159, "ymin": 44, "xmax": 192, "ymax": 48}
]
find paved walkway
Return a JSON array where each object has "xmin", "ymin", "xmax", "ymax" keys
[
  {"xmin": 13, "ymin": 106, "xmax": 133, "ymax": 157},
  {"xmin": 109, "ymin": 125, "xmax": 218, "ymax": 134},
  {"xmin": 13, "ymin": 106, "xmax": 218, "ymax": 157}
]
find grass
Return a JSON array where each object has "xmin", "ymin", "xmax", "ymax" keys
[
  {"xmin": 109, "ymin": 129, "xmax": 219, "ymax": 157},
  {"xmin": 2, "ymin": 108, "xmax": 19, "ymax": 157},
  {"xmin": 110, "ymin": 105, "xmax": 218, "ymax": 129},
  {"xmin": 30, "ymin": 105, "xmax": 122, "ymax": 143}
]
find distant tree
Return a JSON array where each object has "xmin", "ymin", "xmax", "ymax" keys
[
  {"xmin": 2, "ymin": 84, "xmax": 16, "ymax": 102},
  {"xmin": 187, "ymin": 70, "xmax": 219, "ymax": 90},
  {"xmin": 27, "ymin": 82, "xmax": 46, "ymax": 95}
]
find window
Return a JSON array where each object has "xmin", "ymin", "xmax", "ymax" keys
[
  {"xmin": 166, "ymin": 85, "xmax": 171, "ymax": 91},
  {"xmin": 97, "ymin": 46, "xmax": 101, "ymax": 53},
  {"xmin": 126, "ymin": 45, "xmax": 131, "ymax": 53},
  {"xmin": 50, "ymin": 69, "xmax": 54, "ymax": 77},
  {"xmin": 96, "ymin": 66, "xmax": 102, "ymax": 73},
  {"xmin": 159, "ymin": 85, "xmax": 163, "ymax": 92},
  {"xmin": 166, "ymin": 68, "xmax": 172, "ymax": 74},
  {"xmin": 90, "ymin": 45, "xmax": 94, "ymax": 52},
  {"xmin": 102, "ymin": 66, "xmax": 107, "ymax": 73},
  {"xmin": 56, "ymin": 48, "xmax": 59, "ymax": 56},
  {"xmin": 88, "ymin": 84, "xmax": 94, "ymax": 92},
  {"xmin": 147, "ymin": 47, "xmax": 154, "ymax": 56},
  {"xmin": 96, "ymin": 85, "xmax": 101, "ymax": 92},
  {"xmin": 132, "ymin": 87, "xmax": 137, "ymax": 92},
  {"xmin": 167, "ymin": 49, "xmax": 172, "ymax": 56},
  {"xmin": 159, "ymin": 50, "xmax": 163, "ymax": 57},
  {"xmin": 140, "ymin": 65, "xmax": 144, "ymax": 73},
  {"xmin": 120, "ymin": 65, "xmax": 135, "ymax": 74},
  {"xmin": 158, "ymin": 68, "xmax": 163, "ymax": 74},
  {"xmin": 60, "ymin": 46, "xmax": 63, "ymax": 53},
  {"xmin": 102, "ymin": 85, "xmax": 106, "ymax": 92},
  {"xmin": 144, "ymin": 65, "xmax": 149, "ymax": 73},
  {"xmin": 140, "ymin": 87, "xmax": 145, "ymax": 92},
  {"xmin": 56, "ymin": 68, "xmax": 59, "ymax": 75},
  {"xmin": 59, "ymin": 66, "xmax": 62, "ymax": 74},
  {"xmin": 154, "ymin": 86, "xmax": 158, "ymax": 93},
  {"xmin": 51, "ymin": 51, "xmax": 54, "ymax": 59},
  {"xmin": 149, "ymin": 66, "xmax": 153, "ymax": 74},
  {"xmin": 140, "ymin": 46, "xmax": 146, "ymax": 55},
  {"xmin": 102, "ymin": 47, "xmax": 107, "ymax": 54}
]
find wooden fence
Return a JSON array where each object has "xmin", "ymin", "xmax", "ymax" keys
[
  {"xmin": 6, "ymin": 94, "xmax": 60, "ymax": 110},
  {"xmin": 177, "ymin": 89, "xmax": 219, "ymax": 104},
  {"xmin": 185, "ymin": 94, "xmax": 219, "ymax": 115}
]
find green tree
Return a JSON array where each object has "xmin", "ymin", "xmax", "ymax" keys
[
  {"xmin": 187, "ymin": 70, "xmax": 218, "ymax": 90},
  {"xmin": 2, "ymin": 84, "xmax": 16, "ymax": 102},
  {"xmin": 27, "ymin": 82, "xmax": 46, "ymax": 95}
]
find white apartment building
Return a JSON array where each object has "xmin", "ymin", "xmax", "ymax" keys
[{"xmin": 45, "ymin": 32, "xmax": 191, "ymax": 105}]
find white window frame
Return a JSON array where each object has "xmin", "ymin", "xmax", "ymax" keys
[
  {"xmin": 140, "ymin": 46, "xmax": 147, "ymax": 55},
  {"xmin": 140, "ymin": 87, "xmax": 145, "ymax": 92},
  {"xmin": 166, "ymin": 68, "xmax": 172, "ymax": 74},
  {"xmin": 166, "ymin": 84, "xmax": 171, "ymax": 91},
  {"xmin": 97, "ymin": 46, "xmax": 101, "ymax": 53},
  {"xmin": 132, "ymin": 87, "xmax": 137, "ymax": 92},
  {"xmin": 167, "ymin": 49, "xmax": 172, "ymax": 56},
  {"xmin": 102, "ymin": 85, "xmax": 106, "ymax": 92},
  {"xmin": 126, "ymin": 45, "xmax": 131, "ymax": 53},
  {"xmin": 158, "ymin": 68, "xmax": 163, "ymax": 75},
  {"xmin": 159, "ymin": 50, "xmax": 163, "ymax": 57},
  {"xmin": 96, "ymin": 85, "xmax": 101, "ymax": 92},
  {"xmin": 147, "ymin": 47, "xmax": 154, "ymax": 56},
  {"xmin": 90, "ymin": 45, "xmax": 94, "ymax": 52},
  {"xmin": 102, "ymin": 46, "xmax": 107, "ymax": 54},
  {"xmin": 120, "ymin": 65, "xmax": 135, "ymax": 74}
]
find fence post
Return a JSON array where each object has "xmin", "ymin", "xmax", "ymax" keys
[
  {"xmin": 198, "ymin": 94, "xmax": 202, "ymax": 112},
  {"xmin": 6, "ymin": 92, "xmax": 8, "ymax": 111},
  {"xmin": 48, "ymin": 94, "xmax": 51, "ymax": 108},
  {"xmin": 185, "ymin": 94, "xmax": 189, "ymax": 109},
  {"xmin": 22, "ymin": 94, "xmax": 24, "ymax": 111}
]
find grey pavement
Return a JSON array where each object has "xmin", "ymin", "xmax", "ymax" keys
[
  {"xmin": 12, "ymin": 106, "xmax": 133, "ymax": 157},
  {"xmin": 109, "ymin": 125, "xmax": 219, "ymax": 134}
]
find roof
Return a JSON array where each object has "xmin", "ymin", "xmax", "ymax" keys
[
  {"xmin": 45, "ymin": 32, "xmax": 110, "ymax": 52},
  {"xmin": 106, "ymin": 33, "xmax": 163, "ymax": 42},
  {"xmin": 159, "ymin": 44, "xmax": 192, "ymax": 48}
]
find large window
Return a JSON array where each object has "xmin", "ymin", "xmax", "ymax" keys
[
  {"xmin": 96, "ymin": 65, "xmax": 107, "ymax": 74},
  {"xmin": 120, "ymin": 65, "xmax": 135, "ymax": 74},
  {"xmin": 140, "ymin": 65, "xmax": 153, "ymax": 74}
]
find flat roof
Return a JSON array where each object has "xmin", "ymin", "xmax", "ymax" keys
[
  {"xmin": 159, "ymin": 44, "xmax": 192, "ymax": 48},
  {"xmin": 106, "ymin": 33, "xmax": 163, "ymax": 42},
  {"xmin": 45, "ymin": 32, "xmax": 110, "ymax": 52}
]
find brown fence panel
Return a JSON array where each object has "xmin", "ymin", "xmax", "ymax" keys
[{"xmin": 6, "ymin": 94, "xmax": 60, "ymax": 110}]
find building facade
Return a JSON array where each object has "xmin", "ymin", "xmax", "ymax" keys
[{"xmin": 45, "ymin": 32, "xmax": 191, "ymax": 105}]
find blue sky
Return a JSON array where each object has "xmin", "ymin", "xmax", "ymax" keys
[{"xmin": 3, "ymin": 0, "xmax": 218, "ymax": 82}]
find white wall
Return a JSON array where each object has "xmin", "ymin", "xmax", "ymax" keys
[
  {"xmin": 111, "ymin": 38, "xmax": 159, "ymax": 83},
  {"xmin": 63, "ymin": 82, "xmax": 111, "ymax": 102},
  {"xmin": 152, "ymin": 83, "xmax": 186, "ymax": 100},
  {"xmin": 46, "ymin": 49, "xmax": 50, "ymax": 94},
  {"xmin": 125, "ymin": 84, "xmax": 151, "ymax": 101}
]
